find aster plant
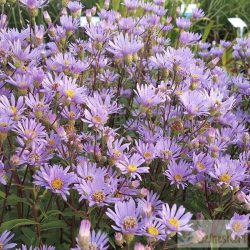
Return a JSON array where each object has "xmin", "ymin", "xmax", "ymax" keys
[{"xmin": 0, "ymin": 0, "xmax": 249, "ymax": 249}]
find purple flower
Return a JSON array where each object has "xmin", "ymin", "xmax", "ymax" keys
[
  {"xmin": 19, "ymin": 0, "xmax": 48, "ymax": 9},
  {"xmin": 209, "ymin": 157, "xmax": 247, "ymax": 188},
  {"xmin": 0, "ymin": 94, "xmax": 25, "ymax": 121},
  {"xmin": 192, "ymin": 8, "xmax": 205, "ymax": 20},
  {"xmin": 106, "ymin": 199, "xmax": 142, "ymax": 234},
  {"xmin": 179, "ymin": 90, "xmax": 209, "ymax": 116},
  {"xmin": 135, "ymin": 84, "xmax": 165, "ymax": 109},
  {"xmin": 226, "ymin": 213, "xmax": 250, "ymax": 240},
  {"xmin": 13, "ymin": 118, "xmax": 47, "ymax": 146},
  {"xmin": 107, "ymin": 33, "xmax": 143, "ymax": 61},
  {"xmin": 176, "ymin": 17, "xmax": 191, "ymax": 30},
  {"xmin": 73, "ymin": 229, "xmax": 109, "ymax": 250},
  {"xmin": 159, "ymin": 203, "xmax": 193, "ymax": 235},
  {"xmin": 58, "ymin": 75, "xmax": 86, "ymax": 104},
  {"xmin": 164, "ymin": 160, "xmax": 193, "ymax": 189},
  {"xmin": 140, "ymin": 217, "xmax": 166, "ymax": 240},
  {"xmin": 0, "ymin": 230, "xmax": 16, "ymax": 250},
  {"xmin": 135, "ymin": 140, "xmax": 155, "ymax": 163},
  {"xmin": 17, "ymin": 245, "xmax": 55, "ymax": 250},
  {"xmin": 116, "ymin": 154, "xmax": 149, "ymax": 180},
  {"xmin": 75, "ymin": 177, "xmax": 117, "ymax": 207},
  {"xmin": 137, "ymin": 191, "xmax": 163, "ymax": 217},
  {"xmin": 33, "ymin": 164, "xmax": 76, "ymax": 201},
  {"xmin": 107, "ymin": 138, "xmax": 130, "ymax": 164},
  {"xmin": 155, "ymin": 138, "xmax": 180, "ymax": 162}
]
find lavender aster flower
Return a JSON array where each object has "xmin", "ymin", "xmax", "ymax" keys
[
  {"xmin": 159, "ymin": 203, "xmax": 193, "ymax": 235},
  {"xmin": 106, "ymin": 199, "xmax": 142, "ymax": 234},
  {"xmin": 116, "ymin": 154, "xmax": 149, "ymax": 180},
  {"xmin": 107, "ymin": 33, "xmax": 143, "ymax": 62},
  {"xmin": 226, "ymin": 213, "xmax": 250, "ymax": 240},
  {"xmin": 164, "ymin": 160, "xmax": 193, "ymax": 189},
  {"xmin": 33, "ymin": 164, "xmax": 76, "ymax": 201},
  {"xmin": 0, "ymin": 230, "xmax": 16, "ymax": 250}
]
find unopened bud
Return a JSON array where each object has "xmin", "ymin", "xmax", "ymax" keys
[
  {"xmin": 115, "ymin": 232, "xmax": 124, "ymax": 246},
  {"xmin": 191, "ymin": 229, "xmax": 206, "ymax": 243},
  {"xmin": 78, "ymin": 220, "xmax": 91, "ymax": 249},
  {"xmin": 134, "ymin": 242, "xmax": 146, "ymax": 250},
  {"xmin": 196, "ymin": 212, "xmax": 205, "ymax": 220}
]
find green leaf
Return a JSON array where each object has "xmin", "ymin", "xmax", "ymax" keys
[
  {"xmin": 41, "ymin": 220, "xmax": 66, "ymax": 231},
  {"xmin": 0, "ymin": 219, "xmax": 38, "ymax": 233},
  {"xmin": 21, "ymin": 227, "xmax": 36, "ymax": 246},
  {"xmin": 202, "ymin": 21, "xmax": 214, "ymax": 42}
]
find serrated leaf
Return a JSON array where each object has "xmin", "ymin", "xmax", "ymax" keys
[
  {"xmin": 0, "ymin": 219, "xmax": 38, "ymax": 233},
  {"xmin": 41, "ymin": 220, "xmax": 66, "ymax": 231}
]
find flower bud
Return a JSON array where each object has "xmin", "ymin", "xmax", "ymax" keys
[
  {"xmin": 104, "ymin": 0, "xmax": 110, "ymax": 10},
  {"xmin": 43, "ymin": 11, "xmax": 52, "ymax": 24},
  {"xmin": 236, "ymin": 191, "xmax": 246, "ymax": 203},
  {"xmin": 134, "ymin": 242, "xmax": 146, "ymax": 250},
  {"xmin": 131, "ymin": 180, "xmax": 140, "ymax": 188},
  {"xmin": 196, "ymin": 212, "xmax": 205, "ymax": 220},
  {"xmin": 242, "ymin": 132, "xmax": 250, "ymax": 145},
  {"xmin": 115, "ymin": 232, "xmax": 124, "ymax": 246},
  {"xmin": 191, "ymin": 229, "xmax": 206, "ymax": 243},
  {"xmin": 78, "ymin": 220, "xmax": 91, "ymax": 249},
  {"xmin": 142, "ymin": 202, "xmax": 153, "ymax": 218},
  {"xmin": 139, "ymin": 188, "xmax": 149, "ymax": 197}
]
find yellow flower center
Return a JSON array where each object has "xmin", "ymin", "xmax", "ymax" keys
[
  {"xmin": 11, "ymin": 106, "xmax": 17, "ymax": 114},
  {"xmin": 163, "ymin": 150, "xmax": 172, "ymax": 158},
  {"xmin": 0, "ymin": 242, "xmax": 3, "ymax": 250},
  {"xmin": 143, "ymin": 151, "xmax": 152, "ymax": 159},
  {"xmin": 197, "ymin": 162, "xmax": 205, "ymax": 170},
  {"xmin": 219, "ymin": 173, "xmax": 231, "ymax": 183},
  {"xmin": 127, "ymin": 164, "xmax": 137, "ymax": 172},
  {"xmin": 174, "ymin": 174, "xmax": 183, "ymax": 182},
  {"xmin": 0, "ymin": 122, "xmax": 7, "ymax": 127},
  {"xmin": 66, "ymin": 89, "xmax": 75, "ymax": 98},
  {"xmin": 113, "ymin": 149, "xmax": 121, "ymax": 158},
  {"xmin": 92, "ymin": 190, "xmax": 106, "ymax": 203},
  {"xmin": 232, "ymin": 222, "xmax": 243, "ymax": 232},
  {"xmin": 147, "ymin": 226, "xmax": 159, "ymax": 236},
  {"xmin": 84, "ymin": 175, "xmax": 94, "ymax": 182},
  {"xmin": 168, "ymin": 218, "xmax": 180, "ymax": 229},
  {"xmin": 123, "ymin": 216, "xmax": 137, "ymax": 230},
  {"xmin": 52, "ymin": 178, "xmax": 63, "ymax": 190},
  {"xmin": 92, "ymin": 115, "xmax": 102, "ymax": 124}
]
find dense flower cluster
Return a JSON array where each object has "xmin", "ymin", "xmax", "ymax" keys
[{"xmin": 0, "ymin": 0, "xmax": 249, "ymax": 249}]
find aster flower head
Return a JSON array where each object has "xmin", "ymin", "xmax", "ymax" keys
[
  {"xmin": 176, "ymin": 17, "xmax": 191, "ymax": 30},
  {"xmin": 107, "ymin": 33, "xmax": 143, "ymax": 62},
  {"xmin": 74, "ymin": 224, "xmax": 109, "ymax": 250},
  {"xmin": 33, "ymin": 164, "xmax": 76, "ymax": 201},
  {"xmin": 107, "ymin": 137, "xmax": 130, "ymax": 164},
  {"xmin": 155, "ymin": 138, "xmax": 181, "ymax": 162},
  {"xmin": 75, "ymin": 177, "xmax": 117, "ymax": 207},
  {"xmin": 13, "ymin": 118, "xmax": 47, "ymax": 146},
  {"xmin": 135, "ymin": 84, "xmax": 166, "ymax": 109},
  {"xmin": 159, "ymin": 203, "xmax": 193, "ymax": 235},
  {"xmin": 164, "ymin": 160, "xmax": 193, "ymax": 189},
  {"xmin": 140, "ymin": 217, "xmax": 166, "ymax": 240},
  {"xmin": 106, "ymin": 198, "xmax": 142, "ymax": 234},
  {"xmin": 137, "ymin": 191, "xmax": 163, "ymax": 217},
  {"xmin": 179, "ymin": 90, "xmax": 209, "ymax": 117},
  {"xmin": 0, "ymin": 230, "xmax": 16, "ymax": 250},
  {"xmin": 0, "ymin": 94, "xmax": 25, "ymax": 121},
  {"xmin": 16, "ymin": 245, "xmax": 55, "ymax": 250},
  {"xmin": 116, "ymin": 153, "xmax": 149, "ymax": 180},
  {"xmin": 226, "ymin": 213, "xmax": 250, "ymax": 240},
  {"xmin": 209, "ymin": 157, "xmax": 247, "ymax": 189},
  {"xmin": 135, "ymin": 140, "xmax": 155, "ymax": 163},
  {"xmin": 58, "ymin": 75, "xmax": 86, "ymax": 104}
]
